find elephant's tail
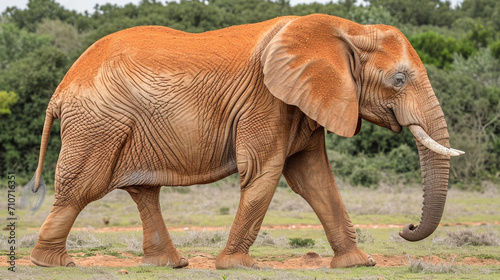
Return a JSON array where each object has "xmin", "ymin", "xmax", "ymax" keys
[
  {"xmin": 20, "ymin": 109, "xmax": 56, "ymax": 213},
  {"xmin": 34, "ymin": 110, "xmax": 55, "ymax": 192}
]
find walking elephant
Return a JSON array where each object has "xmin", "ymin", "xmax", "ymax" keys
[{"xmin": 22, "ymin": 13, "xmax": 463, "ymax": 269}]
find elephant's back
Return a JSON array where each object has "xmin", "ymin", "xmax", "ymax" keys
[{"xmin": 55, "ymin": 16, "xmax": 297, "ymax": 98}]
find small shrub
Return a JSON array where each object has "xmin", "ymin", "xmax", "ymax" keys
[
  {"xmin": 329, "ymin": 151, "xmax": 357, "ymax": 178},
  {"xmin": 66, "ymin": 228, "xmax": 112, "ymax": 249},
  {"xmin": 388, "ymin": 232, "xmax": 404, "ymax": 243},
  {"xmin": 255, "ymin": 231, "xmax": 290, "ymax": 248},
  {"xmin": 490, "ymin": 39, "xmax": 500, "ymax": 60},
  {"xmin": 289, "ymin": 237, "xmax": 315, "ymax": 248},
  {"xmin": 122, "ymin": 233, "xmax": 142, "ymax": 253},
  {"xmin": 218, "ymin": 207, "xmax": 230, "ymax": 215},
  {"xmin": 356, "ymin": 228, "xmax": 374, "ymax": 244},
  {"xmin": 386, "ymin": 144, "xmax": 419, "ymax": 173},
  {"xmin": 167, "ymin": 187, "xmax": 191, "ymax": 194},
  {"xmin": 0, "ymin": 235, "xmax": 8, "ymax": 250},
  {"xmin": 0, "ymin": 232, "xmax": 38, "ymax": 249},
  {"xmin": 406, "ymin": 255, "xmax": 461, "ymax": 274},
  {"xmin": 173, "ymin": 230, "xmax": 228, "ymax": 247},
  {"xmin": 434, "ymin": 229, "xmax": 500, "ymax": 247},
  {"xmin": 350, "ymin": 165, "xmax": 380, "ymax": 188}
]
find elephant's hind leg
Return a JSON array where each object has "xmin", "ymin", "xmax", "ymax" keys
[
  {"xmin": 30, "ymin": 204, "xmax": 80, "ymax": 267},
  {"xmin": 125, "ymin": 186, "xmax": 188, "ymax": 268},
  {"xmin": 31, "ymin": 177, "xmax": 113, "ymax": 267}
]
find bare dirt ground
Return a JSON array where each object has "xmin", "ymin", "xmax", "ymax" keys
[{"xmin": 4, "ymin": 222, "xmax": 500, "ymax": 269}]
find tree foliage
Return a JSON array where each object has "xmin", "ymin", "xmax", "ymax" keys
[
  {"xmin": 0, "ymin": 91, "xmax": 18, "ymax": 115},
  {"xmin": 0, "ymin": 0, "xmax": 498, "ymax": 189}
]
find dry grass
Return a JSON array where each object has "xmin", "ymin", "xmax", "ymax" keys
[
  {"xmin": 6, "ymin": 178, "xmax": 500, "ymax": 230},
  {"xmin": 66, "ymin": 227, "xmax": 114, "ymax": 249},
  {"xmin": 171, "ymin": 229, "xmax": 293, "ymax": 249},
  {"xmin": 123, "ymin": 233, "xmax": 143, "ymax": 252},
  {"xmin": 433, "ymin": 228, "xmax": 500, "ymax": 247},
  {"xmin": 159, "ymin": 179, "xmax": 443, "ymax": 221},
  {"xmin": 173, "ymin": 230, "xmax": 228, "ymax": 248},
  {"xmin": 356, "ymin": 228, "xmax": 375, "ymax": 244},
  {"xmin": 406, "ymin": 255, "xmax": 463, "ymax": 274},
  {"xmin": 353, "ymin": 277, "xmax": 385, "ymax": 280},
  {"xmin": 254, "ymin": 231, "xmax": 290, "ymax": 248},
  {"xmin": 17, "ymin": 232, "xmax": 38, "ymax": 248},
  {"xmin": 388, "ymin": 232, "xmax": 405, "ymax": 243},
  {"xmin": 0, "ymin": 232, "xmax": 38, "ymax": 250}
]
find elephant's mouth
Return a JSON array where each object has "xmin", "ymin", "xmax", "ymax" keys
[
  {"xmin": 389, "ymin": 121, "xmax": 402, "ymax": 133},
  {"xmin": 359, "ymin": 107, "xmax": 402, "ymax": 133},
  {"xmin": 386, "ymin": 108, "xmax": 402, "ymax": 133}
]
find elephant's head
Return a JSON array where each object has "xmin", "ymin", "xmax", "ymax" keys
[{"xmin": 261, "ymin": 14, "xmax": 463, "ymax": 241}]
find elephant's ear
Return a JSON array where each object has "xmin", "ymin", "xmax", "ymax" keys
[{"xmin": 261, "ymin": 15, "xmax": 361, "ymax": 137}]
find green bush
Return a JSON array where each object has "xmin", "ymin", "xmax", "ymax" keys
[
  {"xmin": 218, "ymin": 207, "xmax": 230, "ymax": 215},
  {"xmin": 349, "ymin": 165, "xmax": 380, "ymax": 188},
  {"xmin": 491, "ymin": 40, "xmax": 500, "ymax": 59},
  {"xmin": 387, "ymin": 144, "xmax": 420, "ymax": 173},
  {"xmin": 329, "ymin": 151, "xmax": 358, "ymax": 179},
  {"xmin": 0, "ymin": 91, "xmax": 18, "ymax": 115},
  {"xmin": 330, "ymin": 151, "xmax": 382, "ymax": 188},
  {"xmin": 409, "ymin": 31, "xmax": 461, "ymax": 69},
  {"xmin": 289, "ymin": 238, "xmax": 315, "ymax": 248},
  {"xmin": 326, "ymin": 122, "xmax": 415, "ymax": 156}
]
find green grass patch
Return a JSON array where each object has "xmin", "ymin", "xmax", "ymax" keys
[
  {"xmin": 2, "ymin": 264, "xmax": 500, "ymax": 279},
  {"xmin": 474, "ymin": 254, "xmax": 500, "ymax": 260}
]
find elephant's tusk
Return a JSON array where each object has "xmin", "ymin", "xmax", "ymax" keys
[
  {"xmin": 408, "ymin": 125, "xmax": 465, "ymax": 157},
  {"xmin": 450, "ymin": 148, "xmax": 465, "ymax": 155}
]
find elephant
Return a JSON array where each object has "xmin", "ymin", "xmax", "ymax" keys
[{"xmin": 22, "ymin": 13, "xmax": 463, "ymax": 269}]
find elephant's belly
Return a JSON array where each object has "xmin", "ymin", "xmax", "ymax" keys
[
  {"xmin": 109, "ymin": 140, "xmax": 238, "ymax": 188},
  {"xmin": 106, "ymin": 98, "xmax": 240, "ymax": 188},
  {"xmin": 112, "ymin": 166, "xmax": 237, "ymax": 188}
]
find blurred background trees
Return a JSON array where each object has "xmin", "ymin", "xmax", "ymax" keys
[{"xmin": 0, "ymin": 0, "xmax": 498, "ymax": 190}]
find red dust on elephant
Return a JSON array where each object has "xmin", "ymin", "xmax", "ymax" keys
[{"xmin": 21, "ymin": 14, "xmax": 463, "ymax": 269}]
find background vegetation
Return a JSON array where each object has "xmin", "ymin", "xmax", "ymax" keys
[{"xmin": 0, "ymin": 0, "xmax": 499, "ymax": 190}]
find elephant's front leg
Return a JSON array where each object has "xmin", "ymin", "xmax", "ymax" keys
[
  {"xmin": 125, "ymin": 186, "xmax": 188, "ymax": 268},
  {"xmin": 283, "ymin": 129, "xmax": 376, "ymax": 268},
  {"xmin": 215, "ymin": 141, "xmax": 284, "ymax": 269}
]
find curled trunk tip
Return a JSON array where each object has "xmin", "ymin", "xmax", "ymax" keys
[{"xmin": 399, "ymin": 223, "xmax": 425, "ymax": 242}]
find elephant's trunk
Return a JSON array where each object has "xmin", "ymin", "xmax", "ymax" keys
[{"xmin": 399, "ymin": 100, "xmax": 458, "ymax": 242}]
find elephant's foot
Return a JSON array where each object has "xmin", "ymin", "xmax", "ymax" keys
[
  {"xmin": 330, "ymin": 247, "xmax": 376, "ymax": 268},
  {"xmin": 216, "ymin": 252, "xmax": 259, "ymax": 269},
  {"xmin": 142, "ymin": 250, "xmax": 189, "ymax": 268},
  {"xmin": 30, "ymin": 244, "xmax": 75, "ymax": 267}
]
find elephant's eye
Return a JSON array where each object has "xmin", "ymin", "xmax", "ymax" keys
[{"xmin": 393, "ymin": 73, "xmax": 406, "ymax": 88}]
